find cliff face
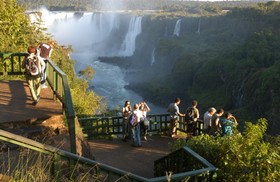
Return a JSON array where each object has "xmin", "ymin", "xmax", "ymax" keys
[{"xmin": 101, "ymin": 11, "xmax": 280, "ymax": 135}]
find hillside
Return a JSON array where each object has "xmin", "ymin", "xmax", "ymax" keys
[{"xmin": 113, "ymin": 2, "xmax": 280, "ymax": 135}]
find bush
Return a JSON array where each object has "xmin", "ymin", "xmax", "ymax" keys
[{"xmin": 169, "ymin": 118, "xmax": 280, "ymax": 181}]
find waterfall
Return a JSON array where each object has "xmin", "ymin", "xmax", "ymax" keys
[
  {"xmin": 196, "ymin": 18, "xmax": 201, "ymax": 35},
  {"xmin": 173, "ymin": 19, "xmax": 181, "ymax": 37},
  {"xmin": 150, "ymin": 48, "xmax": 156, "ymax": 66},
  {"xmin": 119, "ymin": 16, "xmax": 142, "ymax": 57},
  {"xmin": 91, "ymin": 13, "xmax": 120, "ymax": 43}
]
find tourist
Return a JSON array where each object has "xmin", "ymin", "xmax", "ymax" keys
[
  {"xmin": 203, "ymin": 107, "xmax": 216, "ymax": 134},
  {"xmin": 220, "ymin": 112, "xmax": 238, "ymax": 136},
  {"xmin": 22, "ymin": 46, "xmax": 45, "ymax": 105},
  {"xmin": 209, "ymin": 108, "xmax": 224, "ymax": 136},
  {"xmin": 122, "ymin": 100, "xmax": 132, "ymax": 142},
  {"xmin": 37, "ymin": 40, "xmax": 54, "ymax": 88},
  {"xmin": 185, "ymin": 100, "xmax": 200, "ymax": 138},
  {"xmin": 139, "ymin": 101, "xmax": 150, "ymax": 141},
  {"xmin": 131, "ymin": 104, "xmax": 143, "ymax": 147},
  {"xmin": 167, "ymin": 98, "xmax": 185, "ymax": 137}
]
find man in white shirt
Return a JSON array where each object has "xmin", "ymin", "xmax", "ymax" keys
[{"xmin": 203, "ymin": 107, "xmax": 216, "ymax": 134}]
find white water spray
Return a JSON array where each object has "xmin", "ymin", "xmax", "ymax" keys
[
  {"xmin": 119, "ymin": 16, "xmax": 142, "ymax": 56},
  {"xmin": 150, "ymin": 48, "xmax": 156, "ymax": 66},
  {"xmin": 173, "ymin": 19, "xmax": 182, "ymax": 37}
]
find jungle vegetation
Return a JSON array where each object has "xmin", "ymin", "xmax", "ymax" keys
[{"xmin": 169, "ymin": 118, "xmax": 280, "ymax": 181}]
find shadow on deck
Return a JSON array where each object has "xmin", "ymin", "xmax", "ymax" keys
[{"xmin": 0, "ymin": 80, "xmax": 63, "ymax": 123}]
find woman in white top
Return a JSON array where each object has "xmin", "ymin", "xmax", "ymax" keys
[
  {"xmin": 139, "ymin": 101, "xmax": 150, "ymax": 140},
  {"xmin": 132, "ymin": 104, "xmax": 143, "ymax": 147}
]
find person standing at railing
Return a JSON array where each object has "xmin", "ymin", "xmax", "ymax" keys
[
  {"xmin": 167, "ymin": 98, "xmax": 185, "ymax": 138},
  {"xmin": 122, "ymin": 100, "xmax": 132, "ymax": 142},
  {"xmin": 139, "ymin": 101, "xmax": 150, "ymax": 141},
  {"xmin": 37, "ymin": 40, "xmax": 54, "ymax": 88},
  {"xmin": 131, "ymin": 104, "xmax": 143, "ymax": 147},
  {"xmin": 185, "ymin": 100, "xmax": 200, "ymax": 138},
  {"xmin": 203, "ymin": 107, "xmax": 216, "ymax": 134},
  {"xmin": 219, "ymin": 112, "xmax": 238, "ymax": 136},
  {"xmin": 209, "ymin": 108, "xmax": 224, "ymax": 136},
  {"xmin": 22, "ymin": 46, "xmax": 45, "ymax": 106}
]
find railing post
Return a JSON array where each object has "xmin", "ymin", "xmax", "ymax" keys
[{"xmin": 68, "ymin": 116, "xmax": 77, "ymax": 155}]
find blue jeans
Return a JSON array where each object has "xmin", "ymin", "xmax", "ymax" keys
[{"xmin": 132, "ymin": 123, "xmax": 141, "ymax": 146}]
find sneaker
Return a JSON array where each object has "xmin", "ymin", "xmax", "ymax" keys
[
  {"xmin": 32, "ymin": 100, "xmax": 38, "ymax": 106},
  {"xmin": 41, "ymin": 84, "xmax": 48, "ymax": 89}
]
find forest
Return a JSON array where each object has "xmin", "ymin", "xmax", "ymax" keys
[{"xmin": 117, "ymin": 1, "xmax": 280, "ymax": 136}]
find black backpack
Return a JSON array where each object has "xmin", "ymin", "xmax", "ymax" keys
[
  {"xmin": 185, "ymin": 107, "xmax": 195, "ymax": 124},
  {"xmin": 26, "ymin": 55, "xmax": 40, "ymax": 76}
]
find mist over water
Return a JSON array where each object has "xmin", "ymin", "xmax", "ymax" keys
[{"xmin": 32, "ymin": 9, "xmax": 165, "ymax": 114}]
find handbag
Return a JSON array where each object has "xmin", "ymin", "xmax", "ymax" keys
[{"xmin": 144, "ymin": 118, "xmax": 150, "ymax": 126}]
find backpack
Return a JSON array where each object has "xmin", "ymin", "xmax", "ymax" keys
[
  {"xmin": 128, "ymin": 114, "xmax": 138, "ymax": 127},
  {"xmin": 26, "ymin": 55, "xmax": 40, "ymax": 76},
  {"xmin": 185, "ymin": 107, "xmax": 195, "ymax": 124}
]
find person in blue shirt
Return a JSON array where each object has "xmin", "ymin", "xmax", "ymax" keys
[{"xmin": 219, "ymin": 112, "xmax": 238, "ymax": 136}]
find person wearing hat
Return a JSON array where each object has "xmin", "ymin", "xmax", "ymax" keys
[{"xmin": 37, "ymin": 40, "xmax": 54, "ymax": 88}]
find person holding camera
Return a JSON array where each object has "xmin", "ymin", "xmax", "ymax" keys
[{"xmin": 139, "ymin": 101, "xmax": 150, "ymax": 141}]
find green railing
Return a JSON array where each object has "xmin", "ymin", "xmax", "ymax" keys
[
  {"xmin": 154, "ymin": 146, "xmax": 216, "ymax": 182},
  {"xmin": 0, "ymin": 52, "xmax": 76, "ymax": 154},
  {"xmin": 0, "ymin": 129, "xmax": 148, "ymax": 182},
  {"xmin": 79, "ymin": 114, "xmax": 204, "ymax": 138}
]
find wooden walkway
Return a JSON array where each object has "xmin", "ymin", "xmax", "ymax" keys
[
  {"xmin": 88, "ymin": 135, "xmax": 179, "ymax": 178},
  {"xmin": 0, "ymin": 80, "xmax": 62, "ymax": 123}
]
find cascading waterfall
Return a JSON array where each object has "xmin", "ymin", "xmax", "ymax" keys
[
  {"xmin": 173, "ymin": 19, "xmax": 182, "ymax": 37},
  {"xmin": 150, "ymin": 48, "xmax": 156, "ymax": 66},
  {"xmin": 91, "ymin": 13, "xmax": 120, "ymax": 44},
  {"xmin": 119, "ymin": 16, "xmax": 142, "ymax": 56},
  {"xmin": 196, "ymin": 18, "xmax": 201, "ymax": 35}
]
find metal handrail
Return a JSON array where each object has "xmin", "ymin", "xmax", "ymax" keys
[
  {"xmin": 78, "ymin": 114, "xmax": 204, "ymax": 138},
  {"xmin": 0, "ymin": 129, "xmax": 148, "ymax": 182}
]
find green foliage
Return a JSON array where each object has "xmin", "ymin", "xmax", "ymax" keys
[
  {"xmin": 78, "ymin": 66, "xmax": 95, "ymax": 81},
  {"xmin": 169, "ymin": 118, "xmax": 280, "ymax": 181},
  {"xmin": 0, "ymin": 0, "xmax": 34, "ymax": 52}
]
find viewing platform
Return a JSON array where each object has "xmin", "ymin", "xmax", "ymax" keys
[{"xmin": 0, "ymin": 80, "xmax": 181, "ymax": 177}]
